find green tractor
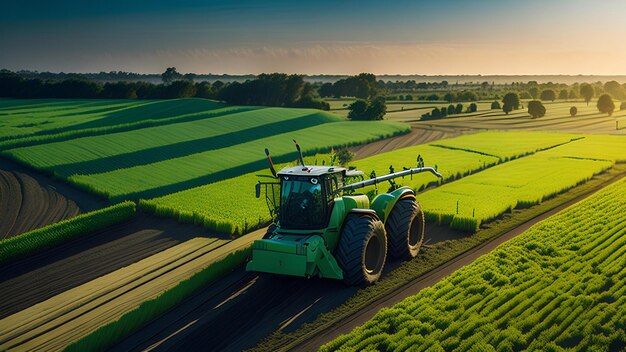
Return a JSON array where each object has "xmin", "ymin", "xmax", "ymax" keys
[{"xmin": 246, "ymin": 142, "xmax": 442, "ymax": 285}]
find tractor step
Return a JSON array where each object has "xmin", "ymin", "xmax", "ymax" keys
[{"xmin": 246, "ymin": 234, "xmax": 343, "ymax": 280}]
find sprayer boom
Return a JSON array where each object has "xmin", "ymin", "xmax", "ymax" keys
[{"xmin": 339, "ymin": 167, "xmax": 442, "ymax": 192}]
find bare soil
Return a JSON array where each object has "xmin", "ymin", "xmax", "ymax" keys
[
  {"xmin": 349, "ymin": 125, "xmax": 475, "ymax": 159},
  {"xmin": 0, "ymin": 169, "xmax": 80, "ymax": 239},
  {"xmin": 0, "ymin": 212, "xmax": 216, "ymax": 320}
]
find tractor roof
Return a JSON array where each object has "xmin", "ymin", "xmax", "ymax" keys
[{"xmin": 278, "ymin": 165, "xmax": 346, "ymax": 177}]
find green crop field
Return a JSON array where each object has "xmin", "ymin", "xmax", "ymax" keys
[
  {"xmin": 140, "ymin": 131, "xmax": 584, "ymax": 235},
  {"xmin": 65, "ymin": 120, "xmax": 406, "ymax": 200},
  {"xmin": 418, "ymin": 154, "xmax": 613, "ymax": 231},
  {"xmin": 322, "ymin": 176, "xmax": 626, "ymax": 352},
  {"xmin": 418, "ymin": 135, "xmax": 626, "ymax": 231},
  {"xmin": 0, "ymin": 98, "xmax": 226, "ymax": 141},
  {"xmin": 1, "ymin": 99, "xmax": 409, "ymax": 201},
  {"xmin": 5, "ymin": 107, "xmax": 341, "ymax": 175}
]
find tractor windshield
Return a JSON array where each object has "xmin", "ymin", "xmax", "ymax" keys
[{"xmin": 280, "ymin": 176, "xmax": 325, "ymax": 229}]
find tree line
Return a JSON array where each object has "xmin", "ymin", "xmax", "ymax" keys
[{"xmin": 0, "ymin": 69, "xmax": 329, "ymax": 110}]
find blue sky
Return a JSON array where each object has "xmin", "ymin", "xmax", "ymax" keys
[{"xmin": 2, "ymin": 0, "xmax": 626, "ymax": 74}]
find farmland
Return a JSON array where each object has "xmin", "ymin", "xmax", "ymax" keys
[
  {"xmin": 400, "ymin": 100, "xmax": 626, "ymax": 135},
  {"xmin": 2, "ymin": 95, "xmax": 626, "ymax": 352},
  {"xmin": 0, "ymin": 99, "xmax": 227, "ymax": 142},
  {"xmin": 1, "ymin": 99, "xmax": 408, "ymax": 200},
  {"xmin": 321, "ymin": 176, "xmax": 626, "ymax": 352},
  {"xmin": 141, "ymin": 131, "xmax": 580, "ymax": 235}
]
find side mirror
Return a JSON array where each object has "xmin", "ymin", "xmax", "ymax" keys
[{"xmin": 255, "ymin": 182, "xmax": 261, "ymax": 198}]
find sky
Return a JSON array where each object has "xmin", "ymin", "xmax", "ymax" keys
[{"xmin": 2, "ymin": 0, "xmax": 626, "ymax": 75}]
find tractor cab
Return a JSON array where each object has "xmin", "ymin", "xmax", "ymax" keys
[{"xmin": 276, "ymin": 166, "xmax": 344, "ymax": 230}]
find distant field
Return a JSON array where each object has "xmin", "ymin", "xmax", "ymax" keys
[
  {"xmin": 0, "ymin": 99, "xmax": 226, "ymax": 140},
  {"xmin": 1, "ymin": 99, "xmax": 408, "ymax": 201},
  {"xmin": 322, "ymin": 176, "xmax": 626, "ymax": 352},
  {"xmin": 406, "ymin": 100, "xmax": 626, "ymax": 134},
  {"xmin": 6, "ymin": 108, "xmax": 341, "ymax": 175}
]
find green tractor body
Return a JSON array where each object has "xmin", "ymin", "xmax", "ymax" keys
[{"xmin": 246, "ymin": 143, "xmax": 442, "ymax": 284}]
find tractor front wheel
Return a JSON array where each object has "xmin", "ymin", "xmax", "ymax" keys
[
  {"xmin": 386, "ymin": 198, "xmax": 424, "ymax": 260},
  {"xmin": 336, "ymin": 214, "xmax": 387, "ymax": 285}
]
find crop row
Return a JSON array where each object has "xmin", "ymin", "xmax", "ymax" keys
[
  {"xmin": 419, "ymin": 154, "xmax": 613, "ymax": 231},
  {"xmin": 3, "ymin": 107, "xmax": 337, "ymax": 172},
  {"xmin": 0, "ymin": 98, "xmax": 225, "ymax": 141},
  {"xmin": 0, "ymin": 105, "xmax": 255, "ymax": 151},
  {"xmin": 140, "ymin": 131, "xmax": 581, "ymax": 236},
  {"xmin": 65, "ymin": 120, "xmax": 408, "ymax": 201},
  {"xmin": 418, "ymin": 135, "xmax": 626, "ymax": 231},
  {"xmin": 321, "ymin": 176, "xmax": 626, "ymax": 352},
  {"xmin": 0, "ymin": 201, "xmax": 136, "ymax": 263}
]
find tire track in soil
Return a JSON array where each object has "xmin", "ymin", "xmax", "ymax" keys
[{"xmin": 112, "ymin": 169, "xmax": 626, "ymax": 352}]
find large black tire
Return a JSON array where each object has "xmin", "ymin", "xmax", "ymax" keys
[
  {"xmin": 335, "ymin": 214, "xmax": 387, "ymax": 285},
  {"xmin": 386, "ymin": 198, "xmax": 425, "ymax": 260},
  {"xmin": 262, "ymin": 223, "xmax": 278, "ymax": 239}
]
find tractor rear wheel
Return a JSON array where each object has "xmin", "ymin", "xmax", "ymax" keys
[
  {"xmin": 262, "ymin": 223, "xmax": 277, "ymax": 239},
  {"xmin": 386, "ymin": 198, "xmax": 424, "ymax": 260},
  {"xmin": 336, "ymin": 214, "xmax": 387, "ymax": 285}
]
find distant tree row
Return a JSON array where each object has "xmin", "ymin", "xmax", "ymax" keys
[
  {"xmin": 216, "ymin": 73, "xmax": 329, "ymax": 109},
  {"xmin": 421, "ymin": 103, "xmax": 477, "ymax": 120},
  {"xmin": 0, "ymin": 69, "xmax": 329, "ymax": 110},
  {"xmin": 318, "ymin": 73, "xmax": 381, "ymax": 99}
]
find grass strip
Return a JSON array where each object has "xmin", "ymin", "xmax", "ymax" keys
[
  {"xmin": 250, "ymin": 163, "xmax": 626, "ymax": 352},
  {"xmin": 0, "ymin": 201, "xmax": 135, "ymax": 264},
  {"xmin": 64, "ymin": 247, "xmax": 251, "ymax": 352}
]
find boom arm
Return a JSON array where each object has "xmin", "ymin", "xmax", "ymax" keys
[{"xmin": 338, "ymin": 167, "xmax": 442, "ymax": 192}]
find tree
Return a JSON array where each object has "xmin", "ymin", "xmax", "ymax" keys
[
  {"xmin": 596, "ymin": 94, "xmax": 615, "ymax": 116},
  {"xmin": 468, "ymin": 103, "xmax": 478, "ymax": 113},
  {"xmin": 447, "ymin": 104, "xmax": 456, "ymax": 115},
  {"xmin": 540, "ymin": 89, "xmax": 556, "ymax": 102},
  {"xmin": 502, "ymin": 92, "xmax": 520, "ymax": 113},
  {"xmin": 161, "ymin": 67, "xmax": 183, "ymax": 85},
  {"xmin": 443, "ymin": 92, "xmax": 454, "ymax": 102},
  {"xmin": 319, "ymin": 83, "xmax": 334, "ymax": 98},
  {"xmin": 580, "ymin": 84, "xmax": 594, "ymax": 105},
  {"xmin": 529, "ymin": 87, "xmax": 539, "ymax": 99},
  {"xmin": 520, "ymin": 91, "xmax": 532, "ymax": 99},
  {"xmin": 570, "ymin": 106, "xmax": 577, "ymax": 116},
  {"xmin": 347, "ymin": 100, "xmax": 368, "ymax": 120},
  {"xmin": 527, "ymin": 100, "xmax": 546, "ymax": 118},
  {"xmin": 559, "ymin": 89, "xmax": 569, "ymax": 100},
  {"xmin": 405, "ymin": 94, "xmax": 413, "ymax": 101},
  {"xmin": 336, "ymin": 148, "xmax": 355, "ymax": 166},
  {"xmin": 195, "ymin": 81, "xmax": 213, "ymax": 98},
  {"xmin": 365, "ymin": 96, "xmax": 387, "ymax": 120},
  {"xmin": 164, "ymin": 80, "xmax": 197, "ymax": 98},
  {"xmin": 440, "ymin": 107, "xmax": 448, "ymax": 118},
  {"xmin": 347, "ymin": 97, "xmax": 386, "ymax": 120},
  {"xmin": 604, "ymin": 80, "xmax": 626, "ymax": 100},
  {"xmin": 431, "ymin": 107, "xmax": 441, "ymax": 119},
  {"xmin": 455, "ymin": 103, "xmax": 463, "ymax": 114},
  {"xmin": 568, "ymin": 90, "xmax": 578, "ymax": 100},
  {"xmin": 491, "ymin": 101, "xmax": 501, "ymax": 109}
]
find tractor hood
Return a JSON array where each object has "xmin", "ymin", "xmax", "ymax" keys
[{"xmin": 246, "ymin": 234, "xmax": 343, "ymax": 280}]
